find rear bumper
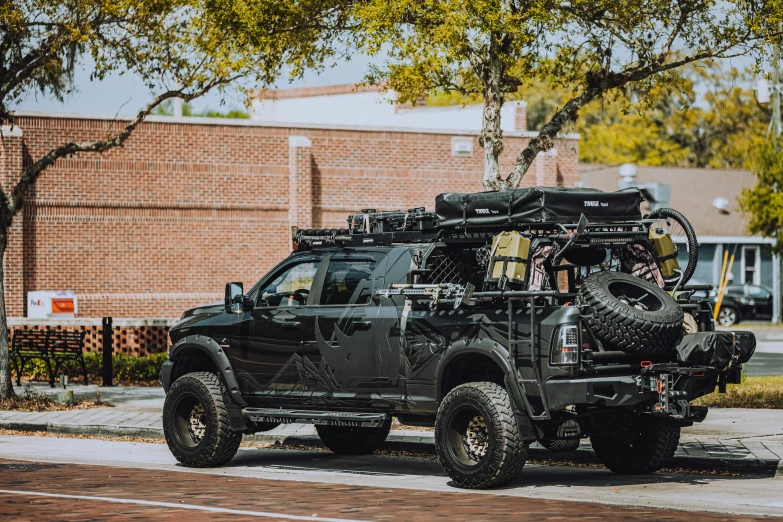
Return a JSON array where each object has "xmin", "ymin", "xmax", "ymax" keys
[{"xmin": 545, "ymin": 375, "xmax": 657, "ymax": 410}]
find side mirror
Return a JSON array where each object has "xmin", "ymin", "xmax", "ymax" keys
[{"xmin": 225, "ymin": 282, "xmax": 244, "ymax": 313}]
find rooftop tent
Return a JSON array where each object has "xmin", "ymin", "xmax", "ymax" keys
[{"xmin": 436, "ymin": 187, "xmax": 644, "ymax": 227}]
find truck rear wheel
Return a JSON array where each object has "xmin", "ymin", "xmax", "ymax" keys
[
  {"xmin": 316, "ymin": 419, "xmax": 391, "ymax": 455},
  {"xmin": 163, "ymin": 372, "xmax": 242, "ymax": 467},
  {"xmin": 435, "ymin": 382, "xmax": 527, "ymax": 489},
  {"xmin": 590, "ymin": 415, "xmax": 680, "ymax": 474}
]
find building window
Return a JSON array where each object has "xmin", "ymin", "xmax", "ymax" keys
[{"xmin": 742, "ymin": 246, "xmax": 760, "ymax": 285}]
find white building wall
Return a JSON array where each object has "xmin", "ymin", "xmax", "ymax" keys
[{"xmin": 249, "ymin": 91, "xmax": 526, "ymax": 133}]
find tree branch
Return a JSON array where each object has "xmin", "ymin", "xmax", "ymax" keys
[
  {"xmin": 503, "ymin": 42, "xmax": 756, "ymax": 188},
  {"xmin": 4, "ymin": 78, "xmax": 235, "ymax": 221}
]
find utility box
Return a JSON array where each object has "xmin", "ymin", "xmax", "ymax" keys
[{"xmin": 27, "ymin": 291, "xmax": 78, "ymax": 319}]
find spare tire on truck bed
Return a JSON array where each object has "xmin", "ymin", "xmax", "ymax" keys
[{"xmin": 578, "ymin": 271, "xmax": 683, "ymax": 355}]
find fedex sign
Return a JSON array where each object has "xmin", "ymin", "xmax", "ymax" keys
[{"xmin": 26, "ymin": 291, "xmax": 77, "ymax": 319}]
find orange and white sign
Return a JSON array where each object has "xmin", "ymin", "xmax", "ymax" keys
[{"xmin": 27, "ymin": 291, "xmax": 78, "ymax": 319}]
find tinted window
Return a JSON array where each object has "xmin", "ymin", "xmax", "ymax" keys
[
  {"xmin": 725, "ymin": 286, "xmax": 745, "ymax": 298},
  {"xmin": 320, "ymin": 259, "xmax": 376, "ymax": 306},
  {"xmin": 748, "ymin": 285, "xmax": 771, "ymax": 298},
  {"xmin": 257, "ymin": 260, "xmax": 319, "ymax": 307}
]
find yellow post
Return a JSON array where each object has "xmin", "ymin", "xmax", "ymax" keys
[
  {"xmin": 714, "ymin": 250, "xmax": 729, "ymax": 320},
  {"xmin": 715, "ymin": 253, "xmax": 735, "ymax": 320}
]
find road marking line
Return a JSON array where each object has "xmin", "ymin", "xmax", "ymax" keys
[{"xmin": 0, "ymin": 489, "xmax": 369, "ymax": 521}]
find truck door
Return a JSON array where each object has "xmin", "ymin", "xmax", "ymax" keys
[
  {"xmin": 231, "ymin": 256, "xmax": 323, "ymax": 399},
  {"xmin": 300, "ymin": 254, "xmax": 381, "ymax": 404}
]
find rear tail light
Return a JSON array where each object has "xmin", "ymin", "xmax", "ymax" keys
[{"xmin": 551, "ymin": 324, "xmax": 580, "ymax": 365}]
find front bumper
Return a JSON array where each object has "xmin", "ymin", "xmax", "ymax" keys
[{"xmin": 159, "ymin": 360, "xmax": 173, "ymax": 393}]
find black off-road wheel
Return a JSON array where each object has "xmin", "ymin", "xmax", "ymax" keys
[
  {"xmin": 316, "ymin": 419, "xmax": 392, "ymax": 455},
  {"xmin": 435, "ymin": 382, "xmax": 527, "ymax": 489},
  {"xmin": 590, "ymin": 415, "xmax": 680, "ymax": 474},
  {"xmin": 579, "ymin": 271, "xmax": 683, "ymax": 355},
  {"xmin": 163, "ymin": 372, "xmax": 242, "ymax": 467}
]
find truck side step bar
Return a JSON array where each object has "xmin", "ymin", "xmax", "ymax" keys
[{"xmin": 242, "ymin": 408, "xmax": 389, "ymax": 428}]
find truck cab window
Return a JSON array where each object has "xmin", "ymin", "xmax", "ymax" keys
[
  {"xmin": 320, "ymin": 259, "xmax": 376, "ymax": 306},
  {"xmin": 257, "ymin": 260, "xmax": 319, "ymax": 307}
]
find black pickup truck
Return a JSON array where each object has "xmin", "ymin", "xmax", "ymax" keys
[{"xmin": 160, "ymin": 187, "xmax": 755, "ymax": 489}]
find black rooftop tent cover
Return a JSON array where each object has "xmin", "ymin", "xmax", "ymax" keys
[{"xmin": 435, "ymin": 187, "xmax": 644, "ymax": 227}]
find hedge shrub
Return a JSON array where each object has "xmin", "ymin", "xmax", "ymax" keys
[{"xmin": 16, "ymin": 352, "xmax": 168, "ymax": 385}]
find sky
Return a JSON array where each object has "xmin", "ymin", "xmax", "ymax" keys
[
  {"xmin": 11, "ymin": 55, "xmax": 377, "ymax": 117},
  {"xmin": 11, "ymin": 51, "xmax": 760, "ymax": 118}
]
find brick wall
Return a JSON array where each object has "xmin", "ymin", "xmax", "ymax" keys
[{"xmin": 4, "ymin": 113, "xmax": 579, "ymax": 319}]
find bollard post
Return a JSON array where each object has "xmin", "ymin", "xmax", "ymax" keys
[{"xmin": 102, "ymin": 317, "xmax": 113, "ymax": 387}]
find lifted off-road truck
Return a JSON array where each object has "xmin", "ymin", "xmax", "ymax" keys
[{"xmin": 160, "ymin": 187, "xmax": 755, "ymax": 489}]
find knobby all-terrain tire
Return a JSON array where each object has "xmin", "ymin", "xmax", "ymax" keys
[
  {"xmin": 316, "ymin": 419, "xmax": 392, "ymax": 455},
  {"xmin": 435, "ymin": 382, "xmax": 527, "ymax": 489},
  {"xmin": 579, "ymin": 271, "xmax": 683, "ymax": 355},
  {"xmin": 162, "ymin": 371, "xmax": 242, "ymax": 467},
  {"xmin": 590, "ymin": 415, "xmax": 680, "ymax": 474}
]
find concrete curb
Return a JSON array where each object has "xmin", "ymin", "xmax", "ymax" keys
[
  {"xmin": 2, "ymin": 421, "xmax": 779, "ymax": 476},
  {"xmin": 0, "ymin": 421, "xmax": 164, "ymax": 441}
]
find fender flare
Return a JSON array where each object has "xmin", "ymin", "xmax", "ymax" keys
[
  {"xmin": 434, "ymin": 337, "xmax": 538, "ymax": 440},
  {"xmin": 434, "ymin": 338, "xmax": 516, "ymax": 404},
  {"xmin": 169, "ymin": 335, "xmax": 246, "ymax": 406}
]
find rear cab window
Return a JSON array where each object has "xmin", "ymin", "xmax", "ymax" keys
[{"xmin": 320, "ymin": 258, "xmax": 377, "ymax": 306}]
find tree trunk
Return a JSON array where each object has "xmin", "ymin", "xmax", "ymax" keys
[
  {"xmin": 479, "ymin": 59, "xmax": 506, "ymax": 191},
  {"xmin": 0, "ymin": 229, "xmax": 14, "ymax": 399}
]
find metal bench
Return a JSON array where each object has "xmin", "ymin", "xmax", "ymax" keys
[{"xmin": 10, "ymin": 329, "xmax": 88, "ymax": 387}]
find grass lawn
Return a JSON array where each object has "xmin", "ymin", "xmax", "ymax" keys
[{"xmin": 694, "ymin": 376, "xmax": 783, "ymax": 409}]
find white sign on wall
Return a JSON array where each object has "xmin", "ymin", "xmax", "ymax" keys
[{"xmin": 27, "ymin": 291, "xmax": 78, "ymax": 319}]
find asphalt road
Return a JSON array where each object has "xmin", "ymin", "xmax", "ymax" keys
[
  {"xmin": 743, "ymin": 329, "xmax": 783, "ymax": 376},
  {"xmin": 0, "ymin": 435, "xmax": 781, "ymax": 519}
]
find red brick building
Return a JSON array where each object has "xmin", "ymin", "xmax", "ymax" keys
[{"xmin": 2, "ymin": 110, "xmax": 579, "ymax": 323}]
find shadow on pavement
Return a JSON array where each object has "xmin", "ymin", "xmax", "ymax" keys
[{"xmin": 224, "ymin": 445, "xmax": 762, "ymax": 489}]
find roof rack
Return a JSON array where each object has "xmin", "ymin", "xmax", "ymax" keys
[{"xmin": 293, "ymin": 217, "xmax": 658, "ymax": 251}]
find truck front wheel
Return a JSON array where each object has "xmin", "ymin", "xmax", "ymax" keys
[
  {"xmin": 590, "ymin": 415, "xmax": 680, "ymax": 474},
  {"xmin": 162, "ymin": 372, "xmax": 242, "ymax": 467},
  {"xmin": 435, "ymin": 382, "xmax": 527, "ymax": 489}
]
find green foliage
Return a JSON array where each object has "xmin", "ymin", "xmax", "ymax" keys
[
  {"xmin": 18, "ymin": 352, "xmax": 168, "ymax": 385},
  {"xmin": 151, "ymin": 100, "xmax": 249, "ymax": 119},
  {"xmin": 430, "ymin": 63, "xmax": 769, "ymax": 170},
  {"xmin": 348, "ymin": 0, "xmax": 763, "ymax": 189},
  {"xmin": 738, "ymin": 142, "xmax": 783, "ymax": 254}
]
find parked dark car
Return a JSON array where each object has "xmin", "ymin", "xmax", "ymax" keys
[{"xmin": 690, "ymin": 280, "xmax": 773, "ymax": 326}]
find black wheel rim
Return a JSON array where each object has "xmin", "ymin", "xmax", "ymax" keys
[
  {"xmin": 445, "ymin": 405, "xmax": 490, "ymax": 469},
  {"xmin": 172, "ymin": 393, "xmax": 208, "ymax": 449},
  {"xmin": 608, "ymin": 280, "xmax": 664, "ymax": 312}
]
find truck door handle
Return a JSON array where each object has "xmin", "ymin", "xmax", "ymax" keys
[
  {"xmin": 282, "ymin": 321, "xmax": 300, "ymax": 329},
  {"xmin": 352, "ymin": 320, "xmax": 372, "ymax": 330}
]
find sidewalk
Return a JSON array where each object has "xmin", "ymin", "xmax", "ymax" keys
[{"xmin": 3, "ymin": 383, "xmax": 782, "ymax": 476}]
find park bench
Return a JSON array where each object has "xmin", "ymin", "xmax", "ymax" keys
[{"xmin": 10, "ymin": 328, "xmax": 88, "ymax": 387}]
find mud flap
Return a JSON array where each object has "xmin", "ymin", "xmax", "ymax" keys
[{"xmin": 505, "ymin": 375, "xmax": 543, "ymax": 441}]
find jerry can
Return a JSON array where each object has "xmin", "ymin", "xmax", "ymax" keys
[
  {"xmin": 487, "ymin": 231, "xmax": 531, "ymax": 287},
  {"xmin": 649, "ymin": 227, "xmax": 680, "ymax": 278}
]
